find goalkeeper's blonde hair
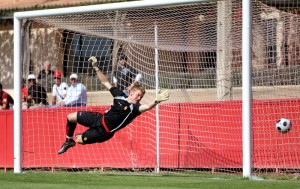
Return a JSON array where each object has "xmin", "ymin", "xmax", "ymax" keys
[{"xmin": 130, "ymin": 84, "xmax": 145, "ymax": 94}]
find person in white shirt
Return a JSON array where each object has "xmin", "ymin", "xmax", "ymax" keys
[
  {"xmin": 52, "ymin": 71, "xmax": 68, "ymax": 105},
  {"xmin": 59, "ymin": 73, "xmax": 87, "ymax": 107}
]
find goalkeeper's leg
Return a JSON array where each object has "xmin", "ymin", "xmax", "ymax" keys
[
  {"xmin": 75, "ymin": 129, "xmax": 114, "ymax": 144},
  {"xmin": 75, "ymin": 112, "xmax": 114, "ymax": 144},
  {"xmin": 58, "ymin": 112, "xmax": 78, "ymax": 154}
]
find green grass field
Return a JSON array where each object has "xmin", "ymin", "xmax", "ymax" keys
[{"xmin": 0, "ymin": 171, "xmax": 299, "ymax": 189}]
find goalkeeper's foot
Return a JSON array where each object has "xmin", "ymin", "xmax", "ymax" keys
[{"xmin": 58, "ymin": 139, "xmax": 75, "ymax": 154}]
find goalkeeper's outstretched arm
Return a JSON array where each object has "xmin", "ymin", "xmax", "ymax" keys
[
  {"xmin": 139, "ymin": 89, "xmax": 169, "ymax": 113},
  {"xmin": 88, "ymin": 56, "xmax": 112, "ymax": 90},
  {"xmin": 95, "ymin": 69, "xmax": 112, "ymax": 90}
]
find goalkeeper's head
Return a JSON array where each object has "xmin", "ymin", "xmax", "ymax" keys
[{"xmin": 127, "ymin": 84, "xmax": 145, "ymax": 104}]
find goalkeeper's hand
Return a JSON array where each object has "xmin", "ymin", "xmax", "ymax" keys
[
  {"xmin": 155, "ymin": 89, "xmax": 169, "ymax": 104},
  {"xmin": 88, "ymin": 56, "xmax": 99, "ymax": 71}
]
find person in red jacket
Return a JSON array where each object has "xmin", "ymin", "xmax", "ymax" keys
[{"xmin": 0, "ymin": 83, "xmax": 14, "ymax": 110}]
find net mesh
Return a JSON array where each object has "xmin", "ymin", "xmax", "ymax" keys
[{"xmin": 18, "ymin": 0, "xmax": 300, "ymax": 175}]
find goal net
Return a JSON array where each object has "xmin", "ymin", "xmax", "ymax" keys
[{"xmin": 14, "ymin": 0, "xmax": 300, "ymax": 175}]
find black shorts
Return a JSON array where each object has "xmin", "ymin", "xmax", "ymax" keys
[{"xmin": 77, "ymin": 111, "xmax": 114, "ymax": 144}]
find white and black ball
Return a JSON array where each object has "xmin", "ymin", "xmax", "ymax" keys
[{"xmin": 276, "ymin": 118, "xmax": 292, "ymax": 134}]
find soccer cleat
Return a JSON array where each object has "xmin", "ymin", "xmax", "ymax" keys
[{"xmin": 57, "ymin": 140, "xmax": 75, "ymax": 154}]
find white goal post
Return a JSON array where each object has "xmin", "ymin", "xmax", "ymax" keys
[
  {"xmin": 242, "ymin": 0, "xmax": 252, "ymax": 178},
  {"xmin": 13, "ymin": 0, "xmax": 300, "ymax": 178}
]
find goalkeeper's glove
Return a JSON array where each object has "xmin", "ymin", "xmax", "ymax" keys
[
  {"xmin": 155, "ymin": 89, "xmax": 169, "ymax": 104},
  {"xmin": 88, "ymin": 56, "xmax": 99, "ymax": 71}
]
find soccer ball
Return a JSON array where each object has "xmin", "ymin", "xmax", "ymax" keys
[{"xmin": 276, "ymin": 118, "xmax": 292, "ymax": 134}]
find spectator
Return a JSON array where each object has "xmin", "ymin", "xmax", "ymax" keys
[
  {"xmin": 27, "ymin": 74, "xmax": 48, "ymax": 107},
  {"xmin": 21, "ymin": 78, "xmax": 28, "ymax": 109},
  {"xmin": 51, "ymin": 71, "xmax": 68, "ymax": 105},
  {"xmin": 112, "ymin": 53, "xmax": 142, "ymax": 96},
  {"xmin": 59, "ymin": 73, "xmax": 87, "ymax": 107},
  {"xmin": 37, "ymin": 60, "xmax": 54, "ymax": 92},
  {"xmin": 0, "ymin": 83, "xmax": 14, "ymax": 110}
]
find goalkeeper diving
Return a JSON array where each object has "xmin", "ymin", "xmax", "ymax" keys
[{"xmin": 58, "ymin": 56, "xmax": 170, "ymax": 154}]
